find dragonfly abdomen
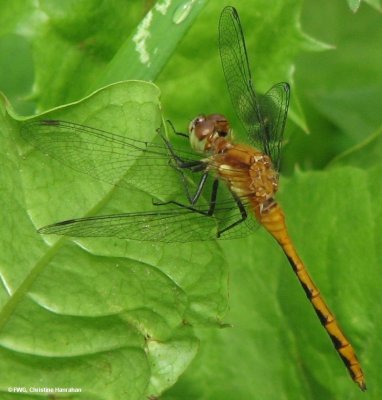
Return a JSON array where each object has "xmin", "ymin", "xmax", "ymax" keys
[{"xmin": 257, "ymin": 202, "xmax": 366, "ymax": 390}]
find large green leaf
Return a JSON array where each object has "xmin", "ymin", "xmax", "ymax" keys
[{"xmin": 0, "ymin": 81, "xmax": 228, "ymax": 398}]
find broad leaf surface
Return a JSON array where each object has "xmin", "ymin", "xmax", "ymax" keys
[
  {"xmin": 1, "ymin": 0, "xmax": 381, "ymax": 399},
  {"xmin": 0, "ymin": 81, "xmax": 228, "ymax": 399}
]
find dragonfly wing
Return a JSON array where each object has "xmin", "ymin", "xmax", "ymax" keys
[
  {"xmin": 38, "ymin": 200, "xmax": 259, "ymax": 243},
  {"xmin": 21, "ymin": 120, "xmax": 199, "ymax": 198},
  {"xmin": 219, "ymin": 7, "xmax": 262, "ymax": 146},
  {"xmin": 219, "ymin": 7, "xmax": 290, "ymax": 170},
  {"xmin": 258, "ymin": 82, "xmax": 290, "ymax": 171}
]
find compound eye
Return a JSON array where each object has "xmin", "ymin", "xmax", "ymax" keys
[
  {"xmin": 189, "ymin": 115, "xmax": 206, "ymax": 133},
  {"xmin": 193, "ymin": 115, "xmax": 206, "ymax": 128}
]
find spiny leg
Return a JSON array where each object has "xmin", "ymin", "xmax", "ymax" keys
[
  {"xmin": 156, "ymin": 124, "xmax": 209, "ymax": 202},
  {"xmin": 156, "ymin": 124, "xmax": 249, "ymax": 236},
  {"xmin": 216, "ymin": 193, "xmax": 247, "ymax": 237},
  {"xmin": 154, "ymin": 178, "xmax": 219, "ymax": 216},
  {"xmin": 157, "ymin": 124, "xmax": 199, "ymax": 168},
  {"xmin": 166, "ymin": 119, "xmax": 189, "ymax": 138},
  {"xmin": 156, "ymin": 178, "xmax": 249, "ymax": 238}
]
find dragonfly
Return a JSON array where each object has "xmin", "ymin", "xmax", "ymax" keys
[{"xmin": 21, "ymin": 6, "xmax": 365, "ymax": 391}]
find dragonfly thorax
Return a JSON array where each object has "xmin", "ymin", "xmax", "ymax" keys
[{"xmin": 189, "ymin": 113, "xmax": 232, "ymax": 154}]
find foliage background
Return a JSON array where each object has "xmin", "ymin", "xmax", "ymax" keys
[{"xmin": 0, "ymin": 0, "xmax": 381, "ymax": 399}]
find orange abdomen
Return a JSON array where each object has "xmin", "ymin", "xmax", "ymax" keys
[{"xmin": 255, "ymin": 201, "xmax": 366, "ymax": 390}]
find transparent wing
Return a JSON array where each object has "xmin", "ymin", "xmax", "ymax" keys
[
  {"xmin": 38, "ymin": 197, "xmax": 259, "ymax": 242},
  {"xmin": 258, "ymin": 82, "xmax": 290, "ymax": 171},
  {"xmin": 218, "ymin": 6, "xmax": 290, "ymax": 169},
  {"xmin": 21, "ymin": 120, "xmax": 200, "ymax": 198},
  {"xmin": 22, "ymin": 119, "xmax": 260, "ymax": 242},
  {"xmin": 219, "ymin": 7, "xmax": 262, "ymax": 145}
]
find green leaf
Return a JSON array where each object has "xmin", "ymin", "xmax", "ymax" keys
[
  {"xmin": 280, "ymin": 0, "xmax": 382, "ymax": 174},
  {"xmin": 296, "ymin": 1, "xmax": 382, "ymax": 141},
  {"xmin": 97, "ymin": 0, "xmax": 208, "ymax": 89},
  {"xmin": 346, "ymin": 1, "xmax": 382, "ymax": 16},
  {"xmin": 329, "ymin": 125, "xmax": 382, "ymax": 169},
  {"xmin": 2, "ymin": 0, "xmax": 208, "ymax": 113},
  {"xmin": 0, "ymin": 0, "xmax": 35, "ymax": 36},
  {"xmin": 347, "ymin": 0, "xmax": 361, "ymax": 12},
  {"xmin": 364, "ymin": 0, "xmax": 382, "ymax": 11},
  {"xmin": 0, "ymin": 81, "xmax": 228, "ymax": 398}
]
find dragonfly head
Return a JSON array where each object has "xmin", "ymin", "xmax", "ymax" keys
[{"xmin": 189, "ymin": 114, "xmax": 232, "ymax": 153}]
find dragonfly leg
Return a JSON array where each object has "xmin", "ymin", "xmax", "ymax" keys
[
  {"xmin": 177, "ymin": 165, "xmax": 212, "ymax": 203},
  {"xmin": 157, "ymin": 125, "xmax": 205, "ymax": 170},
  {"xmin": 216, "ymin": 193, "xmax": 247, "ymax": 238},
  {"xmin": 156, "ymin": 125, "xmax": 210, "ymax": 203},
  {"xmin": 153, "ymin": 178, "xmax": 219, "ymax": 216},
  {"xmin": 185, "ymin": 171, "xmax": 209, "ymax": 205},
  {"xmin": 166, "ymin": 119, "xmax": 189, "ymax": 138}
]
